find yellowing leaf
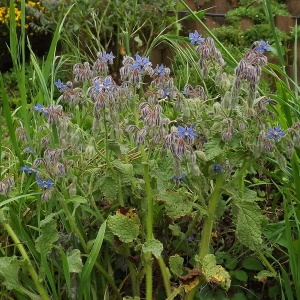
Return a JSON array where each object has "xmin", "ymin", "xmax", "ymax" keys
[{"xmin": 202, "ymin": 254, "xmax": 231, "ymax": 291}]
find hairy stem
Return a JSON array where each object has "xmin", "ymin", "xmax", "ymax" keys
[{"xmin": 139, "ymin": 145, "xmax": 153, "ymax": 300}]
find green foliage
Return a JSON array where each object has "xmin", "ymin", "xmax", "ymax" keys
[
  {"xmin": 107, "ymin": 214, "xmax": 140, "ymax": 243},
  {"xmin": 1, "ymin": 0, "xmax": 300, "ymax": 299}
]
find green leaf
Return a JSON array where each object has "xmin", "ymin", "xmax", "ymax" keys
[
  {"xmin": 112, "ymin": 160, "xmax": 134, "ymax": 183},
  {"xmin": 169, "ymin": 255, "xmax": 184, "ymax": 276},
  {"xmin": 107, "ymin": 214, "xmax": 140, "ymax": 243},
  {"xmin": 204, "ymin": 138, "xmax": 224, "ymax": 161},
  {"xmin": 35, "ymin": 213, "xmax": 59, "ymax": 255},
  {"xmin": 201, "ymin": 254, "xmax": 231, "ymax": 291},
  {"xmin": 78, "ymin": 221, "xmax": 106, "ymax": 299},
  {"xmin": 142, "ymin": 239, "xmax": 163, "ymax": 258},
  {"xmin": 159, "ymin": 191, "xmax": 193, "ymax": 220},
  {"xmin": 232, "ymin": 292, "xmax": 247, "ymax": 300},
  {"xmin": 0, "ymin": 257, "xmax": 25, "ymax": 290},
  {"xmin": 235, "ymin": 201, "xmax": 263, "ymax": 250},
  {"xmin": 67, "ymin": 249, "xmax": 83, "ymax": 273},
  {"xmin": 66, "ymin": 196, "xmax": 87, "ymax": 204},
  {"xmin": 254, "ymin": 270, "xmax": 276, "ymax": 282},
  {"xmin": 242, "ymin": 257, "xmax": 264, "ymax": 271},
  {"xmin": 99, "ymin": 176, "xmax": 118, "ymax": 201},
  {"xmin": 230, "ymin": 270, "xmax": 248, "ymax": 282},
  {"xmin": 225, "ymin": 257, "xmax": 238, "ymax": 270}
]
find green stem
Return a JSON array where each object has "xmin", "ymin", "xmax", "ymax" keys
[
  {"xmin": 198, "ymin": 174, "xmax": 224, "ymax": 260},
  {"xmin": 157, "ymin": 256, "xmax": 172, "ymax": 297},
  {"xmin": 59, "ymin": 198, "xmax": 87, "ymax": 253},
  {"xmin": 185, "ymin": 174, "xmax": 224, "ymax": 300},
  {"xmin": 2, "ymin": 221, "xmax": 50, "ymax": 300},
  {"xmin": 94, "ymin": 261, "xmax": 123, "ymax": 300},
  {"xmin": 139, "ymin": 145, "xmax": 153, "ymax": 300},
  {"xmin": 257, "ymin": 250, "xmax": 276, "ymax": 274}
]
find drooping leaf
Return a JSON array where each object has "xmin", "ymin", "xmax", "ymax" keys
[
  {"xmin": 107, "ymin": 214, "xmax": 140, "ymax": 243},
  {"xmin": 142, "ymin": 239, "xmax": 163, "ymax": 258},
  {"xmin": 35, "ymin": 213, "xmax": 59, "ymax": 255},
  {"xmin": 67, "ymin": 249, "xmax": 83, "ymax": 273},
  {"xmin": 169, "ymin": 255, "xmax": 184, "ymax": 276}
]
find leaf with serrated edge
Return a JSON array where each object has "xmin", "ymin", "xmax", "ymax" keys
[
  {"xmin": 108, "ymin": 214, "xmax": 140, "ymax": 243},
  {"xmin": 235, "ymin": 201, "xmax": 263, "ymax": 250}
]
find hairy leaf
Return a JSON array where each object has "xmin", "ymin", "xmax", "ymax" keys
[
  {"xmin": 99, "ymin": 176, "xmax": 118, "ymax": 201},
  {"xmin": 159, "ymin": 190, "xmax": 193, "ymax": 220},
  {"xmin": 0, "ymin": 257, "xmax": 25, "ymax": 290},
  {"xmin": 107, "ymin": 214, "xmax": 140, "ymax": 243},
  {"xmin": 142, "ymin": 239, "xmax": 163, "ymax": 258},
  {"xmin": 169, "ymin": 255, "xmax": 184, "ymax": 276},
  {"xmin": 235, "ymin": 201, "xmax": 263, "ymax": 250},
  {"xmin": 204, "ymin": 138, "xmax": 224, "ymax": 161},
  {"xmin": 67, "ymin": 249, "xmax": 83, "ymax": 273},
  {"xmin": 35, "ymin": 213, "xmax": 59, "ymax": 255},
  {"xmin": 201, "ymin": 254, "xmax": 231, "ymax": 291},
  {"xmin": 112, "ymin": 160, "xmax": 134, "ymax": 183}
]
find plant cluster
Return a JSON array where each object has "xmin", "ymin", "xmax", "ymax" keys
[
  {"xmin": 1, "ymin": 20, "xmax": 300, "ymax": 298},
  {"xmin": 211, "ymin": 0, "xmax": 292, "ymax": 53}
]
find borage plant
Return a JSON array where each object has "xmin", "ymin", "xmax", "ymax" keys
[{"xmin": 1, "ymin": 30, "xmax": 300, "ymax": 299}]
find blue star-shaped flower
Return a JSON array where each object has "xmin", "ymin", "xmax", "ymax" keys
[
  {"xmin": 131, "ymin": 54, "xmax": 152, "ymax": 73},
  {"xmin": 189, "ymin": 30, "xmax": 205, "ymax": 45},
  {"xmin": 266, "ymin": 125, "xmax": 285, "ymax": 142},
  {"xmin": 102, "ymin": 51, "xmax": 115, "ymax": 63},
  {"xmin": 20, "ymin": 165, "xmax": 38, "ymax": 175},
  {"xmin": 177, "ymin": 125, "xmax": 197, "ymax": 139},
  {"xmin": 255, "ymin": 40, "xmax": 271, "ymax": 54},
  {"xmin": 54, "ymin": 79, "xmax": 67, "ymax": 92},
  {"xmin": 154, "ymin": 64, "xmax": 166, "ymax": 77},
  {"xmin": 37, "ymin": 178, "xmax": 54, "ymax": 189},
  {"xmin": 173, "ymin": 174, "xmax": 186, "ymax": 184},
  {"xmin": 34, "ymin": 103, "xmax": 49, "ymax": 116}
]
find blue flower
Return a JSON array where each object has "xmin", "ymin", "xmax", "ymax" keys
[
  {"xmin": 255, "ymin": 40, "xmax": 271, "ymax": 54},
  {"xmin": 266, "ymin": 125, "xmax": 285, "ymax": 142},
  {"xmin": 177, "ymin": 125, "xmax": 197, "ymax": 139},
  {"xmin": 184, "ymin": 235, "xmax": 195, "ymax": 242},
  {"xmin": 189, "ymin": 30, "xmax": 205, "ymax": 45},
  {"xmin": 131, "ymin": 54, "xmax": 152, "ymax": 73},
  {"xmin": 21, "ymin": 165, "xmax": 38, "ymax": 175},
  {"xmin": 37, "ymin": 178, "xmax": 54, "ymax": 189},
  {"xmin": 213, "ymin": 163, "xmax": 223, "ymax": 174},
  {"xmin": 154, "ymin": 64, "xmax": 166, "ymax": 77},
  {"xmin": 173, "ymin": 174, "xmax": 186, "ymax": 183},
  {"xmin": 24, "ymin": 147, "xmax": 34, "ymax": 153},
  {"xmin": 34, "ymin": 103, "xmax": 48, "ymax": 116},
  {"xmin": 162, "ymin": 88, "xmax": 170, "ymax": 98},
  {"xmin": 54, "ymin": 79, "xmax": 67, "ymax": 92},
  {"xmin": 102, "ymin": 51, "xmax": 115, "ymax": 63}
]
